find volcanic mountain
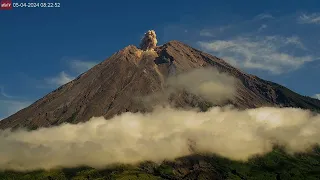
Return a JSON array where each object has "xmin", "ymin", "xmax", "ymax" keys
[{"xmin": 1, "ymin": 40, "xmax": 320, "ymax": 130}]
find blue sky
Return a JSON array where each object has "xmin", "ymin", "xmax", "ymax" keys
[{"xmin": 0, "ymin": 0, "xmax": 320, "ymax": 119}]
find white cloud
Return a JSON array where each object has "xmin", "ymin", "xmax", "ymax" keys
[
  {"xmin": 298, "ymin": 13, "xmax": 320, "ymax": 24},
  {"xmin": 0, "ymin": 86, "xmax": 31, "ymax": 119},
  {"xmin": 255, "ymin": 13, "xmax": 274, "ymax": 20},
  {"xmin": 258, "ymin": 24, "xmax": 267, "ymax": 32},
  {"xmin": 198, "ymin": 36, "xmax": 313, "ymax": 74},
  {"xmin": 69, "ymin": 60, "xmax": 97, "ymax": 74},
  {"xmin": 45, "ymin": 71, "xmax": 74, "ymax": 86},
  {"xmin": 1, "ymin": 105, "xmax": 320, "ymax": 171},
  {"xmin": 199, "ymin": 25, "xmax": 231, "ymax": 38},
  {"xmin": 200, "ymin": 30, "xmax": 215, "ymax": 37},
  {"xmin": 41, "ymin": 59, "xmax": 96, "ymax": 88},
  {"xmin": 285, "ymin": 36, "xmax": 305, "ymax": 48},
  {"xmin": 314, "ymin": 94, "xmax": 320, "ymax": 100},
  {"xmin": 0, "ymin": 86, "xmax": 14, "ymax": 99},
  {"xmin": 0, "ymin": 100, "xmax": 31, "ymax": 119}
]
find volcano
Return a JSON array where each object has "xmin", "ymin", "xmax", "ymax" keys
[
  {"xmin": 1, "ymin": 31, "xmax": 320, "ymax": 179},
  {"xmin": 0, "ymin": 38, "xmax": 320, "ymax": 130}
]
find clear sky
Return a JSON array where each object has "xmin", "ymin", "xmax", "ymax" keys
[{"xmin": 0, "ymin": 0, "xmax": 320, "ymax": 119}]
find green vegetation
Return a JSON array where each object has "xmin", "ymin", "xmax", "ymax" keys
[
  {"xmin": 66, "ymin": 112, "xmax": 79, "ymax": 123},
  {"xmin": 1, "ymin": 147, "xmax": 319, "ymax": 179}
]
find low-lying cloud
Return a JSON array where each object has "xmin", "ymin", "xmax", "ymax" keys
[
  {"xmin": 166, "ymin": 68, "xmax": 237, "ymax": 103},
  {"xmin": 141, "ymin": 68, "xmax": 237, "ymax": 106},
  {"xmin": 0, "ymin": 106, "xmax": 319, "ymax": 171}
]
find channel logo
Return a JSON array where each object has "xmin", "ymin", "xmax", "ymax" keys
[{"xmin": 0, "ymin": 0, "xmax": 12, "ymax": 10}]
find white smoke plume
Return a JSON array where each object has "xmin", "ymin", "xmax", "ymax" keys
[{"xmin": 140, "ymin": 30, "xmax": 157, "ymax": 51}]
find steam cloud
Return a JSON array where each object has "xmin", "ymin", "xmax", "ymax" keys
[
  {"xmin": 0, "ymin": 68, "xmax": 319, "ymax": 171},
  {"xmin": 140, "ymin": 30, "xmax": 157, "ymax": 51}
]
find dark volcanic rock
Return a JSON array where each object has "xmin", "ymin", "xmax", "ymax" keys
[{"xmin": 1, "ymin": 40, "xmax": 320, "ymax": 130}]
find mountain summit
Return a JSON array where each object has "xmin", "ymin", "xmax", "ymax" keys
[{"xmin": 1, "ymin": 31, "xmax": 320, "ymax": 130}]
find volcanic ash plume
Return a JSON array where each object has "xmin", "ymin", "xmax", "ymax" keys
[{"xmin": 140, "ymin": 30, "xmax": 157, "ymax": 51}]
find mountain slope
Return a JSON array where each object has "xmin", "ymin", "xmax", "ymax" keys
[{"xmin": 1, "ymin": 40, "xmax": 320, "ymax": 130}]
